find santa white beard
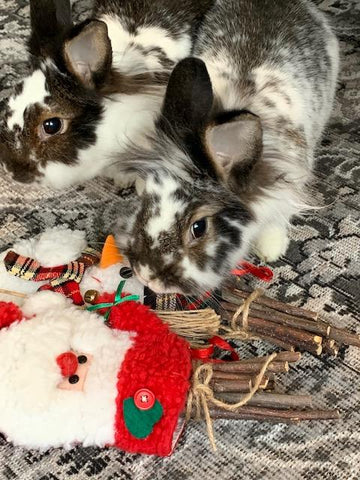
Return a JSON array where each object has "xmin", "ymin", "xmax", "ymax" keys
[{"xmin": 0, "ymin": 294, "xmax": 134, "ymax": 450}]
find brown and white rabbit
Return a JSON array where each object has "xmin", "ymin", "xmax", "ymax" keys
[
  {"xmin": 114, "ymin": 0, "xmax": 339, "ymax": 294},
  {"xmin": 0, "ymin": 0, "xmax": 212, "ymax": 187}
]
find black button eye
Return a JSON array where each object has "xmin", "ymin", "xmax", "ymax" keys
[
  {"xmin": 120, "ymin": 267, "xmax": 133, "ymax": 279},
  {"xmin": 69, "ymin": 375, "xmax": 79, "ymax": 384},
  {"xmin": 190, "ymin": 218, "xmax": 207, "ymax": 239},
  {"xmin": 43, "ymin": 117, "xmax": 63, "ymax": 135},
  {"xmin": 77, "ymin": 355, "xmax": 87, "ymax": 364}
]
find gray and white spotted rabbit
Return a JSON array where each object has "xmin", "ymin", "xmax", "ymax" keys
[
  {"xmin": 0, "ymin": 0, "xmax": 212, "ymax": 187},
  {"xmin": 115, "ymin": 0, "xmax": 339, "ymax": 294}
]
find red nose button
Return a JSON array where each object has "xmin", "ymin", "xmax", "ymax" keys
[
  {"xmin": 56, "ymin": 352, "xmax": 78, "ymax": 377},
  {"xmin": 134, "ymin": 389, "xmax": 156, "ymax": 410}
]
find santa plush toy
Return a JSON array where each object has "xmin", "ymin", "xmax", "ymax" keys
[{"xmin": 0, "ymin": 291, "xmax": 191, "ymax": 456}]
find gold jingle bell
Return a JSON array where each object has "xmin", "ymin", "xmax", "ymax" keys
[{"xmin": 84, "ymin": 289, "xmax": 99, "ymax": 305}]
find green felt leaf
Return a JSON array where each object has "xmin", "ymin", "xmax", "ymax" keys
[{"xmin": 123, "ymin": 398, "xmax": 163, "ymax": 439}]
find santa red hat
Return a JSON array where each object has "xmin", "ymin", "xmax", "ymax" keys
[{"xmin": 108, "ymin": 301, "xmax": 191, "ymax": 456}]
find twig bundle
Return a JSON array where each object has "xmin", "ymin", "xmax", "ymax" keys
[
  {"xmin": 220, "ymin": 287, "xmax": 360, "ymax": 355},
  {"xmin": 157, "ymin": 309, "xmax": 220, "ymax": 341},
  {"xmin": 186, "ymin": 351, "xmax": 340, "ymax": 450}
]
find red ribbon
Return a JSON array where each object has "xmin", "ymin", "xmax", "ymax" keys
[
  {"xmin": 231, "ymin": 261, "xmax": 273, "ymax": 282},
  {"xmin": 191, "ymin": 336, "xmax": 240, "ymax": 362},
  {"xmin": 183, "ymin": 291, "xmax": 212, "ymax": 311}
]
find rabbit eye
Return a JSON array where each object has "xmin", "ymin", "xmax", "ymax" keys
[
  {"xmin": 42, "ymin": 117, "xmax": 63, "ymax": 135},
  {"xmin": 191, "ymin": 218, "xmax": 207, "ymax": 239}
]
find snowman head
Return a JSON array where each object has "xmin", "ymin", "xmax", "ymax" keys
[{"xmin": 80, "ymin": 235, "xmax": 145, "ymax": 302}]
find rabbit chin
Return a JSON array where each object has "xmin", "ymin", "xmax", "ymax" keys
[
  {"xmin": 134, "ymin": 265, "xmax": 224, "ymax": 296},
  {"xmin": 147, "ymin": 281, "xmax": 179, "ymax": 295}
]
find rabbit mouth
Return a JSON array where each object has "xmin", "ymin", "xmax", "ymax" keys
[
  {"xmin": 133, "ymin": 266, "xmax": 183, "ymax": 295},
  {"xmin": 132, "ymin": 267, "xmax": 150, "ymax": 287},
  {"xmin": 147, "ymin": 281, "xmax": 180, "ymax": 294}
]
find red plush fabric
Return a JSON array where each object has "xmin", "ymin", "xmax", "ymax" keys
[
  {"xmin": 109, "ymin": 302, "xmax": 191, "ymax": 456},
  {"xmin": 56, "ymin": 352, "xmax": 78, "ymax": 377},
  {"xmin": 96, "ymin": 292, "xmax": 115, "ymax": 304},
  {"xmin": 92, "ymin": 292, "xmax": 116, "ymax": 316},
  {"xmin": 0, "ymin": 301, "xmax": 23, "ymax": 328},
  {"xmin": 93, "ymin": 291, "xmax": 137, "ymax": 317}
]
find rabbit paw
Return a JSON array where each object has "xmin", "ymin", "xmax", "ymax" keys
[{"xmin": 253, "ymin": 225, "xmax": 289, "ymax": 262}]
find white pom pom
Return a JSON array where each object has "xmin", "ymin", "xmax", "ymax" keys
[{"xmin": 22, "ymin": 291, "xmax": 71, "ymax": 317}]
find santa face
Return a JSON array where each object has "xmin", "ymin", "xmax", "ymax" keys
[{"xmin": 0, "ymin": 292, "xmax": 134, "ymax": 450}]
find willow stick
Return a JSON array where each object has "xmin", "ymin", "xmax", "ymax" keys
[
  {"xmin": 220, "ymin": 351, "xmax": 302, "ymax": 364},
  {"xmin": 211, "ymin": 376, "xmax": 269, "ymax": 392},
  {"xmin": 221, "ymin": 311, "xmax": 296, "ymax": 350},
  {"xmin": 206, "ymin": 406, "xmax": 340, "ymax": 423},
  {"xmin": 221, "ymin": 309, "xmax": 322, "ymax": 354},
  {"xmin": 211, "ymin": 378, "xmax": 252, "ymax": 393},
  {"xmin": 212, "ymin": 371, "xmax": 253, "ymax": 381},
  {"xmin": 262, "ymin": 335, "xmax": 322, "ymax": 356},
  {"xmin": 215, "ymin": 392, "xmax": 313, "ymax": 410},
  {"xmin": 225, "ymin": 288, "xmax": 319, "ymax": 321},
  {"xmin": 221, "ymin": 300, "xmax": 330, "ymax": 336},
  {"xmin": 237, "ymin": 316, "xmax": 323, "ymax": 353},
  {"xmin": 256, "ymin": 334, "xmax": 296, "ymax": 352},
  {"xmin": 328, "ymin": 326, "xmax": 360, "ymax": 348},
  {"xmin": 0, "ymin": 288, "xmax": 28, "ymax": 299},
  {"xmin": 212, "ymin": 361, "xmax": 289, "ymax": 374}
]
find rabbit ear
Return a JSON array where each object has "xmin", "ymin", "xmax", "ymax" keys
[
  {"xmin": 159, "ymin": 57, "xmax": 213, "ymax": 136},
  {"xmin": 29, "ymin": 0, "xmax": 72, "ymax": 59},
  {"xmin": 205, "ymin": 112, "xmax": 263, "ymax": 186},
  {"xmin": 63, "ymin": 21, "xmax": 112, "ymax": 88},
  {"xmin": 157, "ymin": 57, "xmax": 217, "ymax": 177}
]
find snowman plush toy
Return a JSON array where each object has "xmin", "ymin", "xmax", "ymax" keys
[
  {"xmin": 0, "ymin": 228, "xmax": 145, "ymax": 306},
  {"xmin": 0, "ymin": 229, "xmax": 191, "ymax": 456}
]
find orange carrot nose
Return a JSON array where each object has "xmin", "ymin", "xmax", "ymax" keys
[{"xmin": 100, "ymin": 235, "xmax": 124, "ymax": 269}]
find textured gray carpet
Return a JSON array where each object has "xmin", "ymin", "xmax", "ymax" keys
[{"xmin": 0, "ymin": 1, "xmax": 359, "ymax": 479}]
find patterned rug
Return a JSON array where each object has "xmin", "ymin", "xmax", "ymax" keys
[{"xmin": 0, "ymin": 1, "xmax": 359, "ymax": 479}]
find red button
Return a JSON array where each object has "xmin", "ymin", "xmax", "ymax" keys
[{"xmin": 134, "ymin": 389, "xmax": 155, "ymax": 410}]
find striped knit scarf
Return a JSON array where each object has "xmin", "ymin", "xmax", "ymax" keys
[{"xmin": 4, "ymin": 248, "xmax": 100, "ymax": 305}]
